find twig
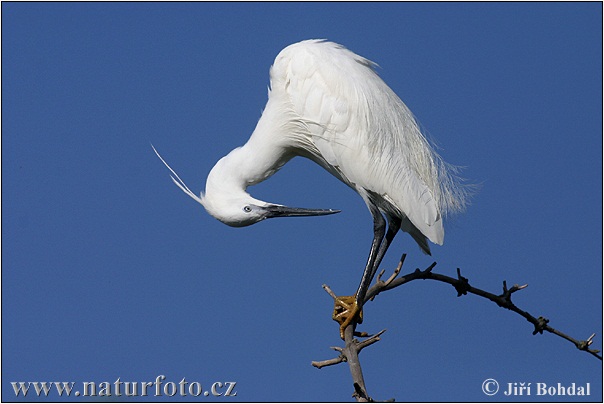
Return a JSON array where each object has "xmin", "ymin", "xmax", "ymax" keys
[
  {"xmin": 311, "ymin": 355, "xmax": 345, "ymax": 369},
  {"xmin": 322, "ymin": 284, "xmax": 338, "ymax": 300},
  {"xmin": 356, "ymin": 329, "xmax": 386, "ymax": 351},
  {"xmin": 363, "ymin": 256, "xmax": 602, "ymax": 360}
]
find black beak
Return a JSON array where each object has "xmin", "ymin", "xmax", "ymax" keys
[{"xmin": 264, "ymin": 205, "xmax": 340, "ymax": 218}]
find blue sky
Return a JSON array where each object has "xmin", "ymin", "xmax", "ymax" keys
[{"xmin": 2, "ymin": 2, "xmax": 602, "ymax": 402}]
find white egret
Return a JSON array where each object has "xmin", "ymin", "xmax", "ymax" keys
[{"xmin": 154, "ymin": 39, "xmax": 470, "ymax": 338}]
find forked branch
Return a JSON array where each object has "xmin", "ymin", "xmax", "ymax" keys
[
  {"xmin": 365, "ymin": 254, "xmax": 601, "ymax": 360},
  {"xmin": 313, "ymin": 253, "xmax": 601, "ymax": 401}
]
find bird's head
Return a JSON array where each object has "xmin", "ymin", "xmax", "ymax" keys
[
  {"xmin": 152, "ymin": 145, "xmax": 339, "ymax": 228},
  {"xmin": 198, "ymin": 149, "xmax": 339, "ymax": 227}
]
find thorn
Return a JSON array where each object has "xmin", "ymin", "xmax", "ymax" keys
[
  {"xmin": 374, "ymin": 329, "xmax": 387, "ymax": 338},
  {"xmin": 510, "ymin": 283, "xmax": 528, "ymax": 293},
  {"xmin": 322, "ymin": 284, "xmax": 337, "ymax": 300},
  {"xmin": 577, "ymin": 333, "xmax": 598, "ymax": 351},
  {"xmin": 453, "ymin": 268, "xmax": 470, "ymax": 296},
  {"xmin": 381, "ymin": 260, "xmax": 403, "ymax": 287},
  {"xmin": 498, "ymin": 280, "xmax": 527, "ymax": 308},
  {"xmin": 399, "ymin": 253, "xmax": 407, "ymax": 264},
  {"xmin": 532, "ymin": 316, "xmax": 550, "ymax": 335},
  {"xmin": 425, "ymin": 262, "xmax": 437, "ymax": 273}
]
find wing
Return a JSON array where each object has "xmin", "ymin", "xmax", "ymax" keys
[
  {"xmin": 270, "ymin": 40, "xmax": 445, "ymax": 245},
  {"xmin": 271, "ymin": 41, "xmax": 359, "ymax": 169}
]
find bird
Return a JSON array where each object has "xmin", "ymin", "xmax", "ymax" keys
[{"xmin": 153, "ymin": 39, "xmax": 470, "ymax": 339}]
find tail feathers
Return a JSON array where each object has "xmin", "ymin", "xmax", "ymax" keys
[
  {"xmin": 151, "ymin": 144, "xmax": 204, "ymax": 205},
  {"xmin": 401, "ymin": 217, "xmax": 431, "ymax": 255}
]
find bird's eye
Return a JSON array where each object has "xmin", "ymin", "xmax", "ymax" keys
[{"xmin": 243, "ymin": 206, "xmax": 252, "ymax": 213}]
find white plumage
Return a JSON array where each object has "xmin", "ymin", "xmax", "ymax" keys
[
  {"xmin": 268, "ymin": 40, "xmax": 469, "ymax": 249},
  {"xmin": 154, "ymin": 40, "xmax": 470, "ymax": 332}
]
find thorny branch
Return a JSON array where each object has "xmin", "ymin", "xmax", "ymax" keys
[{"xmin": 312, "ymin": 253, "xmax": 602, "ymax": 401}]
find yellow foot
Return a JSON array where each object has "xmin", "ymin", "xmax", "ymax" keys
[{"xmin": 332, "ymin": 296, "xmax": 363, "ymax": 339}]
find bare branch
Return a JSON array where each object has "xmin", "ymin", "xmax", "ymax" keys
[
  {"xmin": 363, "ymin": 257, "xmax": 602, "ymax": 360},
  {"xmin": 314, "ymin": 253, "xmax": 601, "ymax": 401},
  {"xmin": 343, "ymin": 325, "xmax": 370, "ymax": 402},
  {"xmin": 315, "ymin": 286, "xmax": 386, "ymax": 401}
]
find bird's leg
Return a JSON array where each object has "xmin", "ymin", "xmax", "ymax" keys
[
  {"xmin": 332, "ymin": 214, "xmax": 402, "ymax": 339},
  {"xmin": 333, "ymin": 203, "xmax": 386, "ymax": 339},
  {"xmin": 356, "ymin": 215, "xmax": 402, "ymax": 303}
]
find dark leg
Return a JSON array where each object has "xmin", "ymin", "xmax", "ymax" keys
[
  {"xmin": 333, "ymin": 199, "xmax": 402, "ymax": 339},
  {"xmin": 354, "ymin": 203, "xmax": 386, "ymax": 304},
  {"xmin": 333, "ymin": 201, "xmax": 385, "ymax": 338},
  {"xmin": 355, "ymin": 214, "xmax": 402, "ymax": 303}
]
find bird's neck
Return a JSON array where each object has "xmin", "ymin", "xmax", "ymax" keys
[{"xmin": 205, "ymin": 134, "xmax": 292, "ymax": 201}]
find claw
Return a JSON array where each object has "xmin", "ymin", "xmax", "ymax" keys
[{"xmin": 332, "ymin": 296, "xmax": 363, "ymax": 339}]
